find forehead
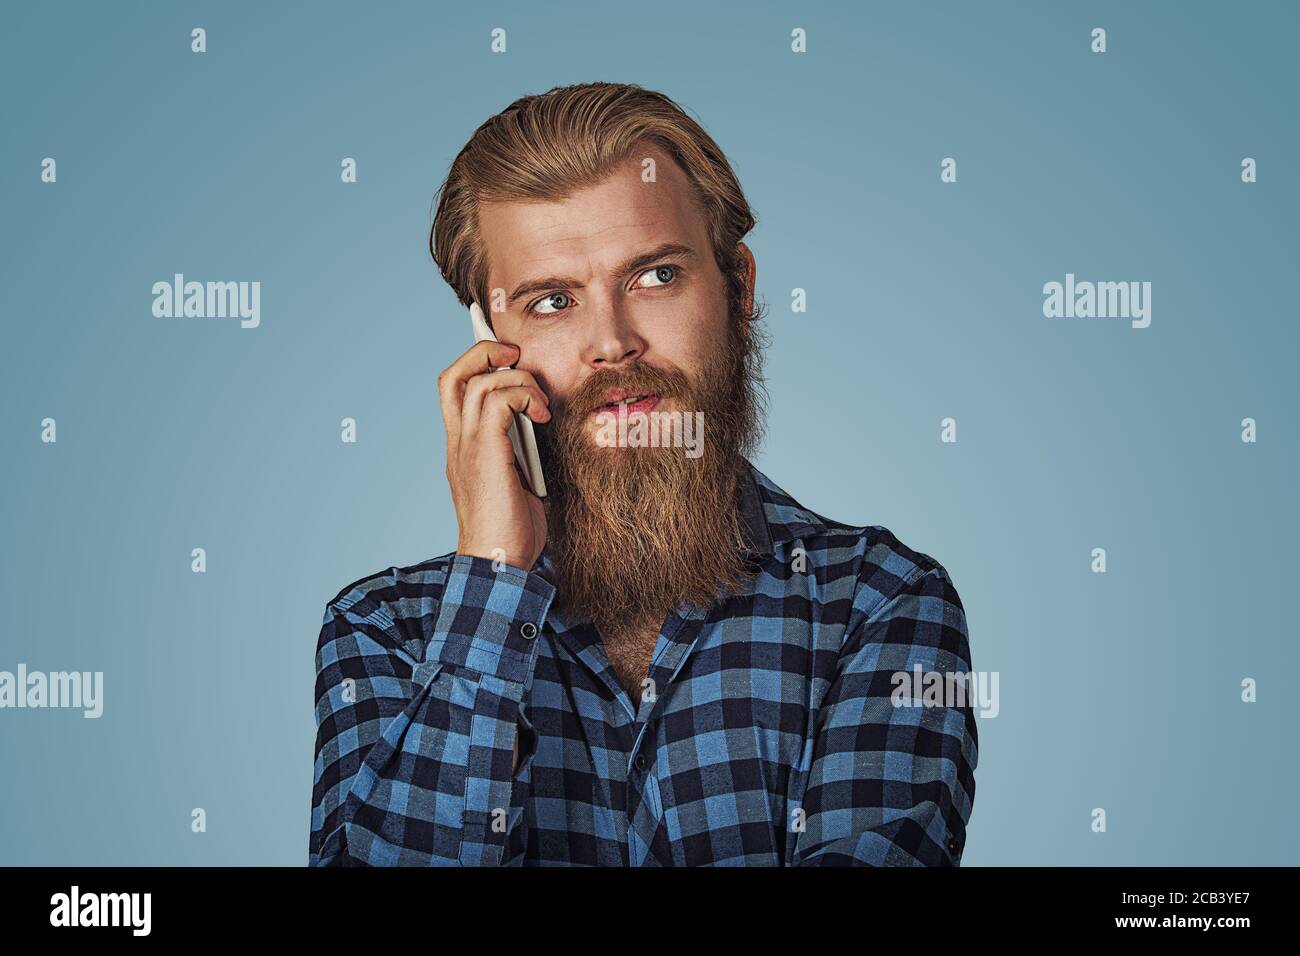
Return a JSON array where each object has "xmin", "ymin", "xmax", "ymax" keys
[{"xmin": 476, "ymin": 145, "xmax": 710, "ymax": 287}]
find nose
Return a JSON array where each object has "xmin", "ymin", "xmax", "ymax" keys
[{"xmin": 583, "ymin": 301, "xmax": 646, "ymax": 370}]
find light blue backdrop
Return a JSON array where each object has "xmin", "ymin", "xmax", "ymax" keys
[{"xmin": 2, "ymin": 0, "xmax": 1295, "ymax": 865}]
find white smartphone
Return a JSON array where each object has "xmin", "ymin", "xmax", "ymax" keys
[{"xmin": 468, "ymin": 302, "xmax": 548, "ymax": 498}]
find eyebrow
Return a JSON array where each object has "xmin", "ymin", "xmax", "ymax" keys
[{"xmin": 506, "ymin": 241, "xmax": 698, "ymax": 307}]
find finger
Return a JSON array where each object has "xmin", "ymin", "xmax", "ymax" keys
[
  {"xmin": 464, "ymin": 386, "xmax": 552, "ymax": 449},
  {"xmin": 461, "ymin": 367, "xmax": 548, "ymax": 433},
  {"xmin": 438, "ymin": 340, "xmax": 520, "ymax": 455}
]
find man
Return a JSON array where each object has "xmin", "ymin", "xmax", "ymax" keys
[{"xmin": 310, "ymin": 82, "xmax": 977, "ymax": 866}]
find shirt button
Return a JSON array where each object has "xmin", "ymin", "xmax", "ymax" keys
[
  {"xmin": 635, "ymin": 754, "xmax": 647, "ymax": 772},
  {"xmin": 947, "ymin": 836, "xmax": 961, "ymax": 855},
  {"xmin": 520, "ymin": 621, "xmax": 537, "ymax": 640}
]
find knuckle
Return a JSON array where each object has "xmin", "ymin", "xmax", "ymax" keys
[{"xmin": 489, "ymin": 388, "xmax": 520, "ymax": 414}]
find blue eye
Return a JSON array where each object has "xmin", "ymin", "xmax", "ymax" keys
[
  {"xmin": 529, "ymin": 292, "xmax": 572, "ymax": 316},
  {"xmin": 636, "ymin": 265, "xmax": 677, "ymax": 288}
]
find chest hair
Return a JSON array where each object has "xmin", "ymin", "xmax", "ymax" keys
[{"xmin": 601, "ymin": 623, "xmax": 661, "ymax": 707}]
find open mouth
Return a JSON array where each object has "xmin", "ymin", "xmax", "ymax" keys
[{"xmin": 591, "ymin": 392, "xmax": 661, "ymax": 415}]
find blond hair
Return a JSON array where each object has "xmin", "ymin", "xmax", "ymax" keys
[{"xmin": 429, "ymin": 82, "xmax": 759, "ymax": 324}]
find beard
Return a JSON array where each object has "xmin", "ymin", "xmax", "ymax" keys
[{"xmin": 537, "ymin": 305, "xmax": 767, "ymax": 638}]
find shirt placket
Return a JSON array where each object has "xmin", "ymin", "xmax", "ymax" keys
[{"xmin": 624, "ymin": 605, "xmax": 712, "ymax": 865}]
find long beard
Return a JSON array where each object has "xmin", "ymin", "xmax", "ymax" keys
[{"xmin": 538, "ymin": 312, "xmax": 765, "ymax": 636}]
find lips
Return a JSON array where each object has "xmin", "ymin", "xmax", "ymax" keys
[{"xmin": 591, "ymin": 390, "xmax": 661, "ymax": 416}]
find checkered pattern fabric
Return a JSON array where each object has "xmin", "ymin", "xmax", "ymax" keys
[{"xmin": 310, "ymin": 462, "xmax": 978, "ymax": 866}]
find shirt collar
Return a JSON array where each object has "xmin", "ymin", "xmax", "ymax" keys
[{"xmin": 736, "ymin": 458, "xmax": 775, "ymax": 558}]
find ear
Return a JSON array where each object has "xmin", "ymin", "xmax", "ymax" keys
[{"xmin": 736, "ymin": 241, "xmax": 756, "ymax": 319}]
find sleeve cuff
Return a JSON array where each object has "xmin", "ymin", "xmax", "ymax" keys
[{"xmin": 425, "ymin": 553, "xmax": 557, "ymax": 684}]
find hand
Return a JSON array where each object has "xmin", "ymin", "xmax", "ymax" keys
[{"xmin": 438, "ymin": 340, "xmax": 550, "ymax": 572}]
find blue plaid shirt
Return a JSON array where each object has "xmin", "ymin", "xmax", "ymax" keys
[{"xmin": 310, "ymin": 462, "xmax": 978, "ymax": 866}]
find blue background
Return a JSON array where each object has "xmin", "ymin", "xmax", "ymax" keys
[{"xmin": 2, "ymin": 0, "xmax": 1295, "ymax": 865}]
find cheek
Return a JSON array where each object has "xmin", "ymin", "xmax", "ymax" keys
[
  {"xmin": 519, "ymin": 351, "xmax": 579, "ymax": 405},
  {"xmin": 648, "ymin": 297, "xmax": 723, "ymax": 379}
]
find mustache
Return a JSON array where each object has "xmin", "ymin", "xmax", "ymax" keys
[{"xmin": 555, "ymin": 362, "xmax": 690, "ymax": 416}]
